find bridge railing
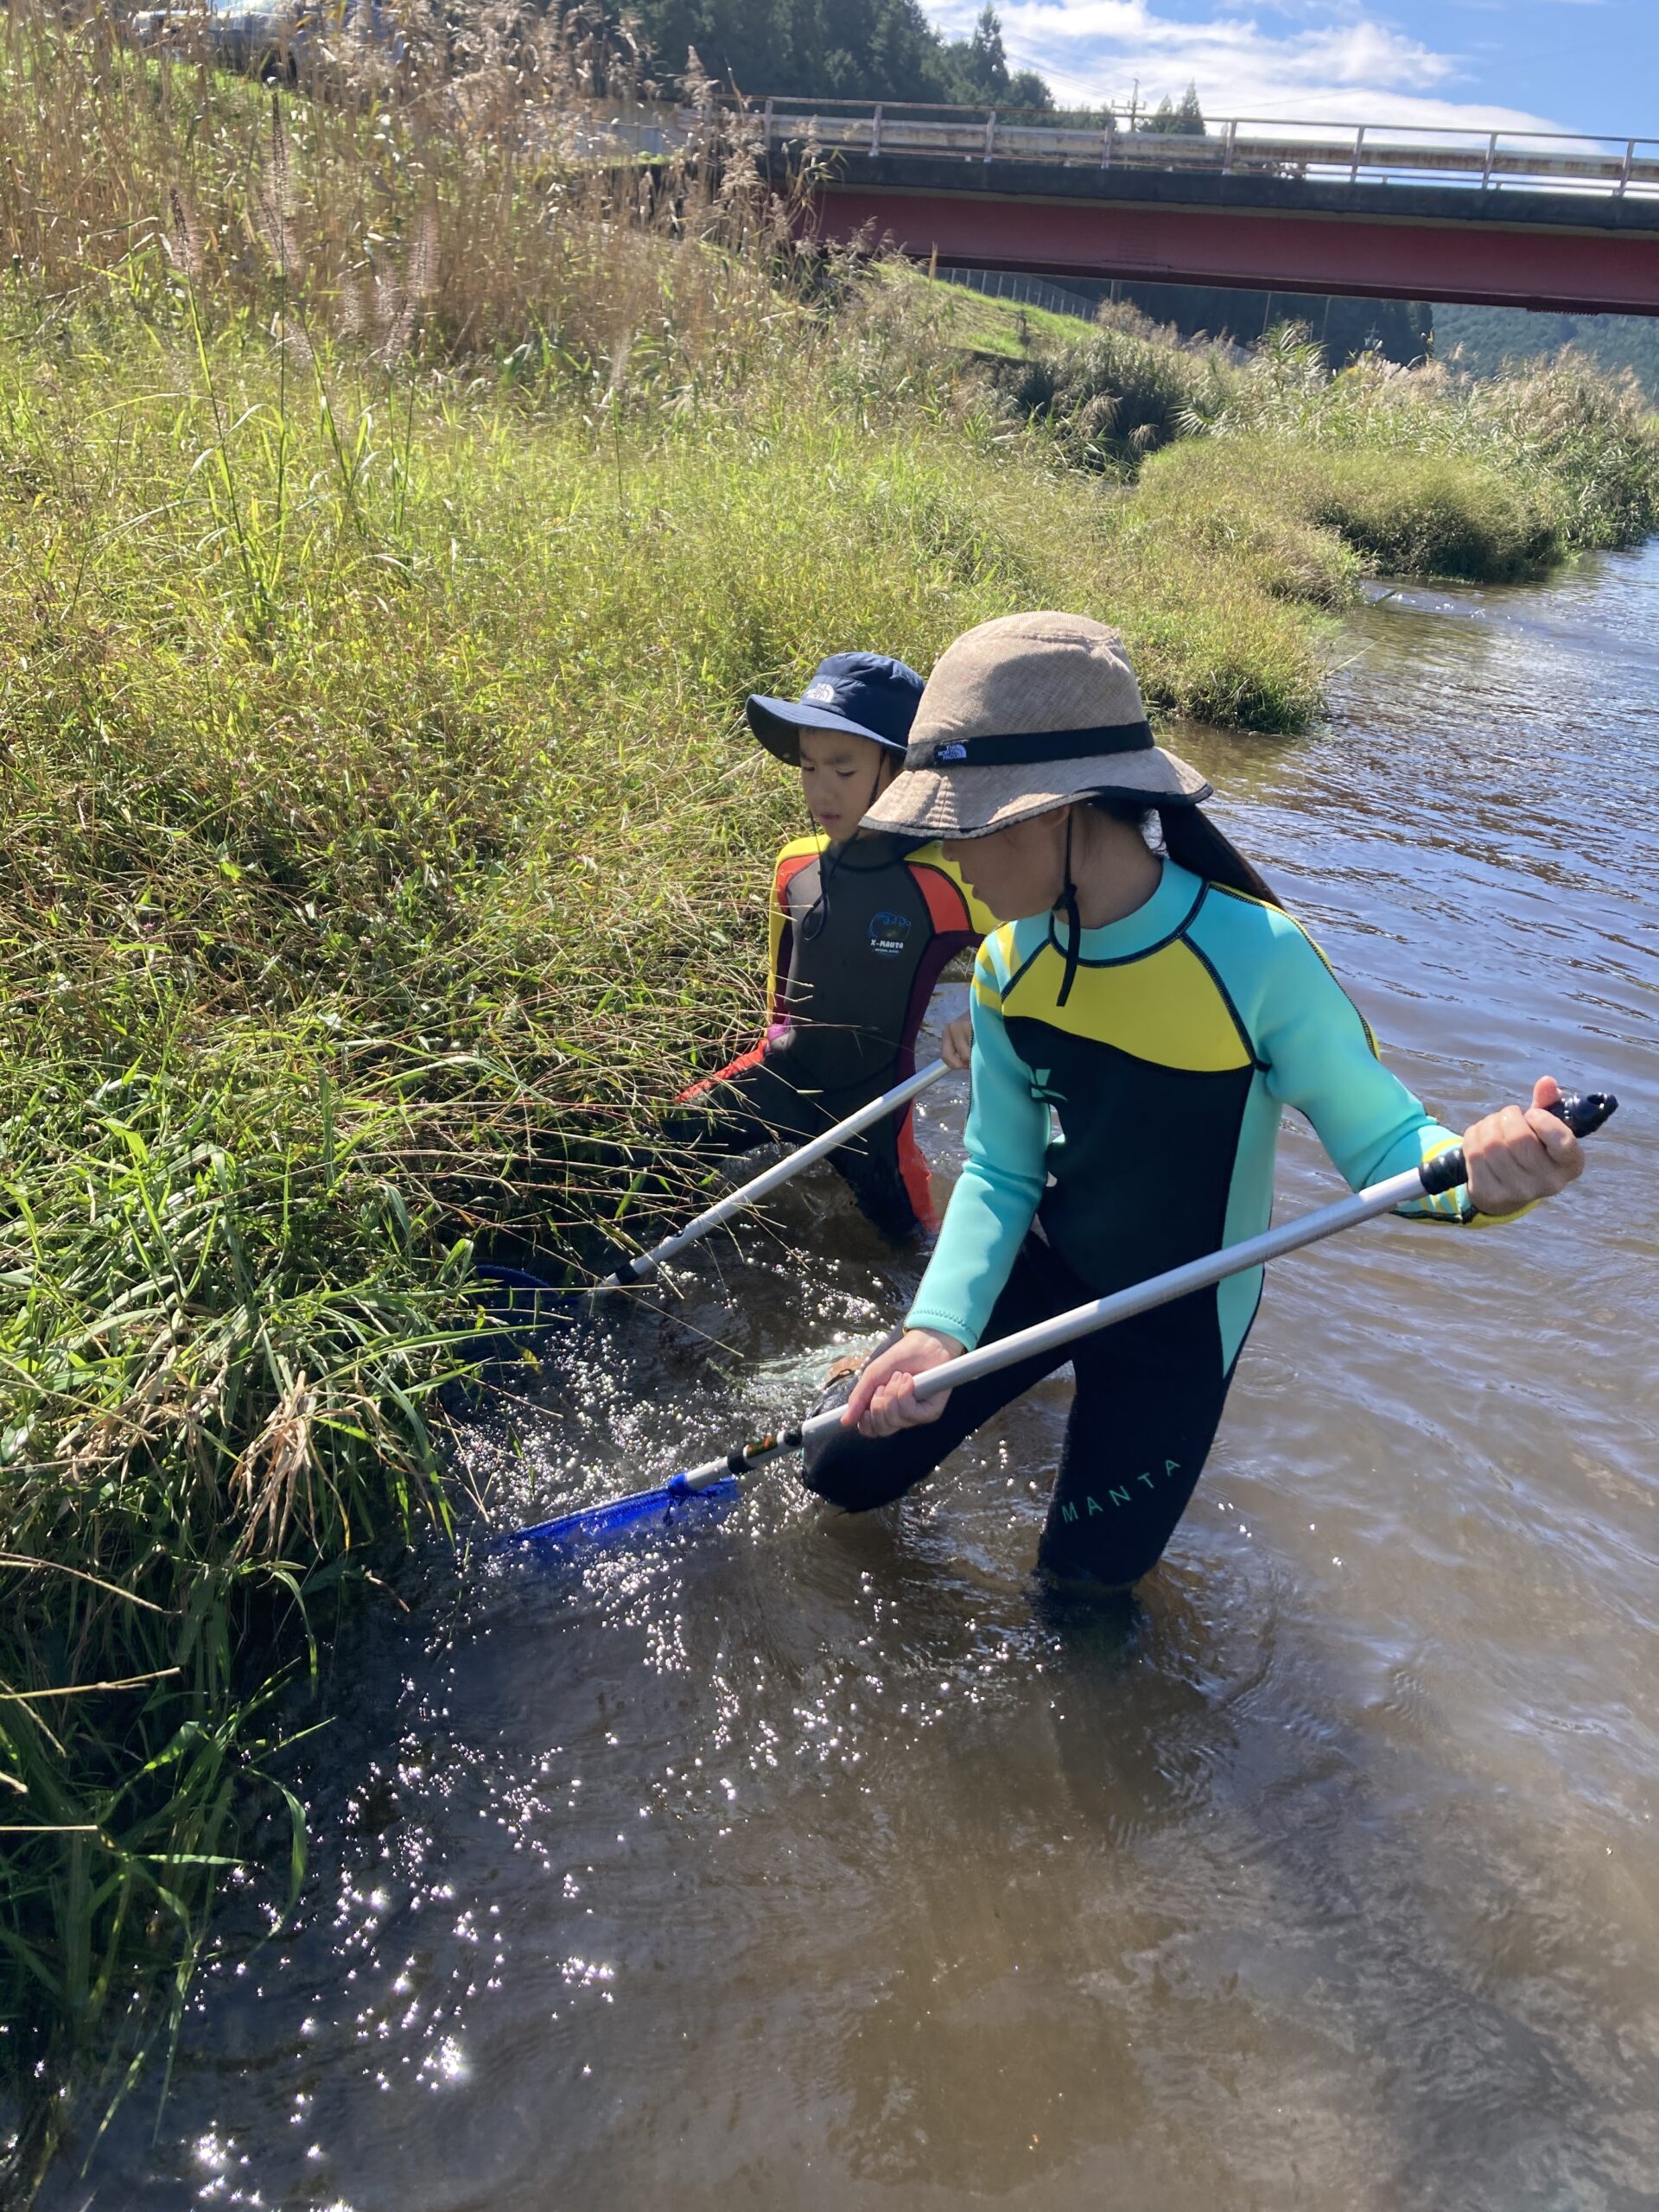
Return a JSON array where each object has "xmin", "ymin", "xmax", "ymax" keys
[{"xmin": 702, "ymin": 98, "xmax": 1659, "ymax": 200}]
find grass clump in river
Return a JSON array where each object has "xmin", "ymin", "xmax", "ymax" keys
[
  {"xmin": 986, "ymin": 313, "xmax": 1659, "ymax": 575},
  {"xmin": 1205, "ymin": 328, "xmax": 1659, "ymax": 567},
  {"xmin": 3, "ymin": 0, "xmax": 1657, "ymax": 2187},
  {"xmin": 1131, "ymin": 436, "xmax": 1560, "ymax": 586}
]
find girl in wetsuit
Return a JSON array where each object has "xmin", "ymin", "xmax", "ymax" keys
[
  {"xmin": 804, "ymin": 612, "xmax": 1586, "ymax": 1589},
  {"xmin": 672, "ymin": 653, "xmax": 994, "ymax": 1242}
]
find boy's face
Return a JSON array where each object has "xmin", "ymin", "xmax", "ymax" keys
[{"xmin": 798, "ymin": 728, "xmax": 894, "ymax": 841}]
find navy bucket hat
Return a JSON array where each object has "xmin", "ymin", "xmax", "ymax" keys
[{"xmin": 746, "ymin": 652, "xmax": 925, "ymax": 765}]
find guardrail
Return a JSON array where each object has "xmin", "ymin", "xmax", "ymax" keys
[
  {"xmin": 935, "ymin": 266, "xmax": 1097, "ymax": 318},
  {"xmin": 705, "ymin": 98, "xmax": 1659, "ymax": 200}
]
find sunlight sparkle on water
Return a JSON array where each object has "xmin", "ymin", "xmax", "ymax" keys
[
  {"xmin": 429, "ymin": 2036, "xmax": 469, "ymax": 2084},
  {"xmin": 194, "ymin": 2132, "xmax": 230, "ymax": 2174}
]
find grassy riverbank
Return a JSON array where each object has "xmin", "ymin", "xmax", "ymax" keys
[
  {"xmin": 0, "ymin": 304, "xmax": 1333, "ymax": 2187},
  {"xmin": 3, "ymin": 4, "xmax": 1658, "ymax": 2188}
]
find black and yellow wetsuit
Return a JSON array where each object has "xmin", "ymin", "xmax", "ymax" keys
[
  {"xmin": 676, "ymin": 830, "xmax": 994, "ymax": 1240},
  {"xmin": 805, "ymin": 858, "xmax": 1502, "ymax": 1582}
]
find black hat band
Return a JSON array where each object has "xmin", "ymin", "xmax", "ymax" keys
[{"xmin": 908, "ymin": 721, "xmax": 1154, "ymax": 771}]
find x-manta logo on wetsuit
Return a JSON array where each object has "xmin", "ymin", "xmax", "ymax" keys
[{"xmin": 868, "ymin": 911, "xmax": 913, "ymax": 957}]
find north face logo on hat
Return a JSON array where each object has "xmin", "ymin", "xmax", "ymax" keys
[
  {"xmin": 804, "ymin": 682, "xmax": 837, "ymax": 704},
  {"xmin": 937, "ymin": 742, "xmax": 968, "ymax": 762}
]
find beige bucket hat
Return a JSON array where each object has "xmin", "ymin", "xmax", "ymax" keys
[{"xmin": 861, "ymin": 611, "xmax": 1211, "ymax": 841}]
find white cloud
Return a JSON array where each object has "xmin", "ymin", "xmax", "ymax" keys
[{"xmin": 926, "ymin": 1, "xmax": 1567, "ymax": 131}]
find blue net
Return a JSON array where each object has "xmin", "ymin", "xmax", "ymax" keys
[{"xmin": 512, "ymin": 1472, "xmax": 743, "ymax": 1551}]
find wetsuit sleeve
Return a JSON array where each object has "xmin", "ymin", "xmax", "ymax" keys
[
  {"xmin": 765, "ymin": 853, "xmax": 791, "ymax": 1027},
  {"xmin": 1256, "ymin": 915, "xmax": 1491, "ymax": 1224},
  {"xmin": 906, "ymin": 943, "xmax": 1051, "ymax": 1350},
  {"xmin": 677, "ymin": 847, "xmax": 799, "ymax": 1099}
]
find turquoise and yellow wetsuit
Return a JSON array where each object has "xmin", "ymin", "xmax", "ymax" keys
[
  {"xmin": 804, "ymin": 858, "xmax": 1493, "ymax": 1582},
  {"xmin": 675, "ymin": 830, "xmax": 995, "ymax": 1239}
]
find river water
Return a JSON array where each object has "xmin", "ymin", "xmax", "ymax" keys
[{"xmin": 52, "ymin": 548, "xmax": 1658, "ymax": 2211}]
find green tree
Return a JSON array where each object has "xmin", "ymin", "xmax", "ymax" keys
[
  {"xmin": 962, "ymin": 4, "xmax": 1007, "ymax": 98},
  {"xmin": 938, "ymin": 7, "xmax": 1053, "ymax": 108},
  {"xmin": 1004, "ymin": 69, "xmax": 1052, "ymax": 111},
  {"xmin": 1141, "ymin": 81, "xmax": 1205, "ymax": 136}
]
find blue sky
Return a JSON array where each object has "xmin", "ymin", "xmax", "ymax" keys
[{"xmin": 924, "ymin": 1, "xmax": 1656, "ymax": 137}]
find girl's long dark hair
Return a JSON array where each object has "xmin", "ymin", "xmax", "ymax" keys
[{"xmin": 1095, "ymin": 796, "xmax": 1282, "ymax": 910}]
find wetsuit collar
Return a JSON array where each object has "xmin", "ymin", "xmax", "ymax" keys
[
  {"xmin": 1046, "ymin": 858, "xmax": 1205, "ymax": 965},
  {"xmin": 823, "ymin": 830, "xmax": 922, "ymax": 870}
]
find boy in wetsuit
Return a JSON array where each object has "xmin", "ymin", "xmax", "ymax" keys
[{"xmin": 671, "ymin": 653, "xmax": 995, "ymax": 1242}]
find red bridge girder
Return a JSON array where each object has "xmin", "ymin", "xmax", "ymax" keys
[{"xmin": 796, "ymin": 159, "xmax": 1659, "ymax": 316}]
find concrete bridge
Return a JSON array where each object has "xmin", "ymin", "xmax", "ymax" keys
[{"xmin": 728, "ymin": 101, "xmax": 1659, "ymax": 316}]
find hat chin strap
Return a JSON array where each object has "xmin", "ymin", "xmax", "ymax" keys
[{"xmin": 1057, "ymin": 810, "xmax": 1082, "ymax": 1008}]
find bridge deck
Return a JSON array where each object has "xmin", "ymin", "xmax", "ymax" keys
[
  {"xmin": 736, "ymin": 101, "xmax": 1659, "ymax": 200},
  {"xmin": 718, "ymin": 104, "xmax": 1659, "ymax": 317}
]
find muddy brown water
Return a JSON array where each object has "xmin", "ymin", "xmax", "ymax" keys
[{"xmin": 50, "ymin": 550, "xmax": 1659, "ymax": 2211}]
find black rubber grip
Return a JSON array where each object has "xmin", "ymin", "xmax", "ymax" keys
[
  {"xmin": 591, "ymin": 1242, "xmax": 647, "ymax": 1286},
  {"xmin": 1416, "ymin": 1090, "xmax": 1618, "ymax": 1199}
]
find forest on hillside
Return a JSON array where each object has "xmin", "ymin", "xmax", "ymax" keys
[
  {"xmin": 1434, "ymin": 305, "xmax": 1659, "ymax": 402},
  {"xmin": 615, "ymin": 0, "xmax": 1211, "ymax": 121},
  {"xmin": 627, "ymin": 0, "xmax": 1052, "ymax": 106}
]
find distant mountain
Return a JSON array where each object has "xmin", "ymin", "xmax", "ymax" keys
[{"xmin": 1433, "ymin": 305, "xmax": 1659, "ymax": 402}]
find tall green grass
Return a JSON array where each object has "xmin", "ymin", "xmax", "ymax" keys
[{"xmin": 987, "ymin": 297, "xmax": 1236, "ymax": 468}]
